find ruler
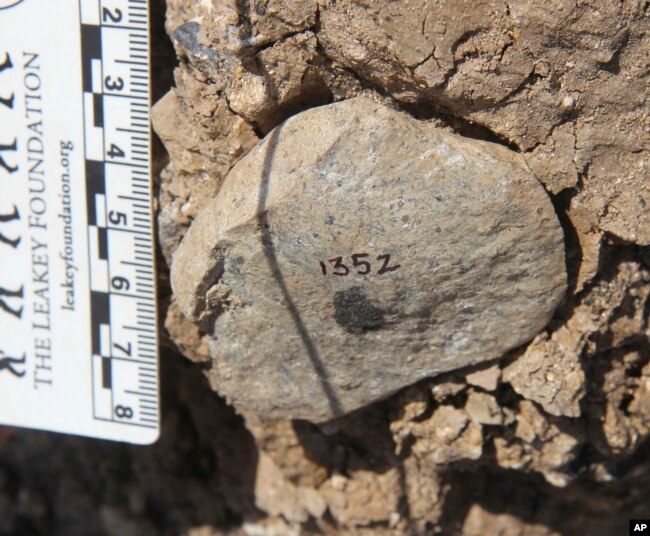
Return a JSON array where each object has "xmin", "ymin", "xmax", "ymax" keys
[{"xmin": 0, "ymin": 0, "xmax": 158, "ymax": 444}]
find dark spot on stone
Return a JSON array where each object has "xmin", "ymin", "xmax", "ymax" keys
[
  {"xmin": 333, "ymin": 287, "xmax": 385, "ymax": 333},
  {"xmin": 325, "ymin": 215, "xmax": 335, "ymax": 225},
  {"xmin": 173, "ymin": 22, "xmax": 199, "ymax": 49},
  {"xmin": 172, "ymin": 22, "xmax": 219, "ymax": 62}
]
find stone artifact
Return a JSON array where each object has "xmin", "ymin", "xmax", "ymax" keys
[{"xmin": 171, "ymin": 97, "xmax": 566, "ymax": 421}]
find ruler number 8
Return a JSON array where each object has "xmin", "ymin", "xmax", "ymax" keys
[{"xmin": 115, "ymin": 405, "xmax": 133, "ymax": 419}]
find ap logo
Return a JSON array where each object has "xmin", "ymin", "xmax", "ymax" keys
[
  {"xmin": 0, "ymin": 0, "xmax": 25, "ymax": 10},
  {"xmin": 631, "ymin": 521, "xmax": 650, "ymax": 534}
]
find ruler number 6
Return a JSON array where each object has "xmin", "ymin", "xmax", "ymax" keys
[
  {"xmin": 102, "ymin": 7, "xmax": 123, "ymax": 23},
  {"xmin": 115, "ymin": 405, "xmax": 133, "ymax": 419},
  {"xmin": 111, "ymin": 276, "xmax": 130, "ymax": 291}
]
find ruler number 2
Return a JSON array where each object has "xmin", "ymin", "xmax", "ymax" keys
[{"xmin": 102, "ymin": 7, "xmax": 123, "ymax": 23}]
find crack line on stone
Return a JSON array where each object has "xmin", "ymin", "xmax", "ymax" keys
[
  {"xmin": 255, "ymin": 125, "xmax": 344, "ymax": 418},
  {"xmin": 411, "ymin": 46, "xmax": 439, "ymax": 70}
]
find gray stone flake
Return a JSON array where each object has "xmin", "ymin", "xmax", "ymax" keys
[{"xmin": 171, "ymin": 97, "xmax": 567, "ymax": 421}]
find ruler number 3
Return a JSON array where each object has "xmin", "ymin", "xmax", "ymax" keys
[{"xmin": 105, "ymin": 76, "xmax": 124, "ymax": 92}]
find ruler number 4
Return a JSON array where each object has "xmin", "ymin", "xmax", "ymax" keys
[{"xmin": 107, "ymin": 143, "xmax": 126, "ymax": 159}]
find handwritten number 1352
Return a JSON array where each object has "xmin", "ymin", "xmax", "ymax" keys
[{"xmin": 319, "ymin": 253, "xmax": 401, "ymax": 276}]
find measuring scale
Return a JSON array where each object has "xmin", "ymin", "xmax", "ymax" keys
[{"xmin": 0, "ymin": 0, "xmax": 158, "ymax": 444}]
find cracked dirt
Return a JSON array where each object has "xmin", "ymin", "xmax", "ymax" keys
[{"xmin": 0, "ymin": 1, "xmax": 648, "ymax": 535}]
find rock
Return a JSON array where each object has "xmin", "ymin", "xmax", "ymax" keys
[
  {"xmin": 431, "ymin": 379, "xmax": 466, "ymax": 403},
  {"xmin": 503, "ymin": 331, "xmax": 586, "ymax": 419},
  {"xmin": 390, "ymin": 385, "xmax": 433, "ymax": 454},
  {"xmin": 465, "ymin": 391, "xmax": 503, "ymax": 425},
  {"xmin": 463, "ymin": 504, "xmax": 560, "ymax": 536},
  {"xmin": 171, "ymin": 97, "xmax": 566, "ymax": 421},
  {"xmin": 254, "ymin": 453, "xmax": 326, "ymax": 523},
  {"xmin": 320, "ymin": 468, "xmax": 403, "ymax": 527},
  {"xmin": 151, "ymin": 88, "xmax": 259, "ymax": 262},
  {"xmin": 409, "ymin": 406, "xmax": 484, "ymax": 464},
  {"xmin": 164, "ymin": 299, "xmax": 210, "ymax": 363},
  {"xmin": 493, "ymin": 400, "xmax": 583, "ymax": 487},
  {"xmin": 585, "ymin": 349, "xmax": 650, "ymax": 456},
  {"xmin": 504, "ymin": 260, "xmax": 650, "ymax": 419},
  {"xmin": 465, "ymin": 364, "xmax": 500, "ymax": 391},
  {"xmin": 242, "ymin": 518, "xmax": 301, "ymax": 536}
]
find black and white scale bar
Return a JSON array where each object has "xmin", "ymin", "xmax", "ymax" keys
[{"xmin": 80, "ymin": 0, "xmax": 157, "ymax": 432}]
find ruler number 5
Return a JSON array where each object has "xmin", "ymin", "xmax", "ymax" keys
[
  {"xmin": 109, "ymin": 210, "xmax": 128, "ymax": 226},
  {"xmin": 102, "ymin": 7, "xmax": 123, "ymax": 23}
]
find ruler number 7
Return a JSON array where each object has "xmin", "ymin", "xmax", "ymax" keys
[{"xmin": 113, "ymin": 342, "xmax": 132, "ymax": 357}]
